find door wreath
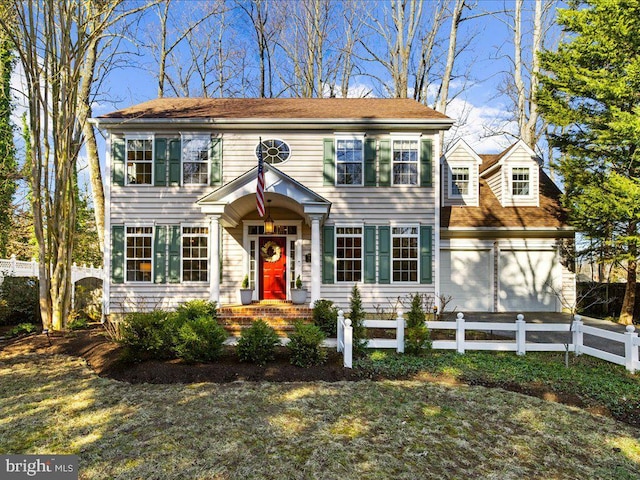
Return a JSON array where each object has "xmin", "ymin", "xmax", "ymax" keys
[{"xmin": 260, "ymin": 240, "xmax": 281, "ymax": 263}]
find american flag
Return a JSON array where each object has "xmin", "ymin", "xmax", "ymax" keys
[{"xmin": 256, "ymin": 138, "xmax": 265, "ymax": 217}]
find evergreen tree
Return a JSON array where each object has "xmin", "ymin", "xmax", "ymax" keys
[
  {"xmin": 348, "ymin": 284, "xmax": 368, "ymax": 355},
  {"xmin": 0, "ymin": 32, "xmax": 16, "ymax": 258},
  {"xmin": 537, "ymin": 0, "xmax": 640, "ymax": 324},
  {"xmin": 405, "ymin": 293, "xmax": 431, "ymax": 355}
]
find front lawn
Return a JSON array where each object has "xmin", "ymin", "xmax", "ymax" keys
[{"xmin": 0, "ymin": 350, "xmax": 639, "ymax": 479}]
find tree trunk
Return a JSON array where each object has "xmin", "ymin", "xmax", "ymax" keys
[{"xmin": 620, "ymin": 241, "xmax": 637, "ymax": 325}]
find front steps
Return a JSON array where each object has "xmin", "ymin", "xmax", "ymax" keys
[{"xmin": 217, "ymin": 301, "xmax": 313, "ymax": 336}]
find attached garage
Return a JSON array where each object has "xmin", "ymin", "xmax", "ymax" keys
[
  {"xmin": 440, "ymin": 248, "xmax": 493, "ymax": 312},
  {"xmin": 498, "ymin": 248, "xmax": 560, "ymax": 312}
]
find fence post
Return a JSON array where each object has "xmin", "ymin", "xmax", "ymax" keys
[
  {"xmin": 10, "ymin": 254, "xmax": 16, "ymax": 275},
  {"xmin": 396, "ymin": 310, "xmax": 404, "ymax": 353},
  {"xmin": 343, "ymin": 318, "xmax": 353, "ymax": 369},
  {"xmin": 337, "ymin": 310, "xmax": 344, "ymax": 352},
  {"xmin": 624, "ymin": 325, "xmax": 638, "ymax": 373},
  {"xmin": 572, "ymin": 315, "xmax": 583, "ymax": 356},
  {"xmin": 516, "ymin": 314, "xmax": 526, "ymax": 356},
  {"xmin": 456, "ymin": 312, "xmax": 465, "ymax": 354}
]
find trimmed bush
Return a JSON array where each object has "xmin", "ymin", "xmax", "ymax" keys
[
  {"xmin": 0, "ymin": 276, "xmax": 40, "ymax": 325},
  {"xmin": 173, "ymin": 315, "xmax": 227, "ymax": 363},
  {"xmin": 405, "ymin": 293, "xmax": 432, "ymax": 355},
  {"xmin": 119, "ymin": 310, "xmax": 174, "ymax": 360},
  {"xmin": 237, "ymin": 319, "xmax": 280, "ymax": 366},
  {"xmin": 287, "ymin": 321, "xmax": 327, "ymax": 367},
  {"xmin": 175, "ymin": 300, "xmax": 218, "ymax": 323},
  {"xmin": 312, "ymin": 299, "xmax": 338, "ymax": 337},
  {"xmin": 349, "ymin": 284, "xmax": 368, "ymax": 355}
]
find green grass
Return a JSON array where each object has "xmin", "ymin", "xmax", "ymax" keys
[{"xmin": 0, "ymin": 350, "xmax": 639, "ymax": 479}]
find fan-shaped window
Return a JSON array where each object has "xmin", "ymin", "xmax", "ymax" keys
[{"xmin": 255, "ymin": 139, "xmax": 291, "ymax": 164}]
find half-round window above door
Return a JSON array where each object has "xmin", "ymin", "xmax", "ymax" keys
[{"xmin": 255, "ymin": 139, "xmax": 291, "ymax": 164}]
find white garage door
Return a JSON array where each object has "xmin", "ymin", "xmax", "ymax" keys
[
  {"xmin": 441, "ymin": 249, "xmax": 492, "ymax": 312},
  {"xmin": 499, "ymin": 249, "xmax": 559, "ymax": 311}
]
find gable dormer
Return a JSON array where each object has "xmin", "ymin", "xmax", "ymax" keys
[
  {"xmin": 441, "ymin": 139, "xmax": 483, "ymax": 207},
  {"xmin": 479, "ymin": 140, "xmax": 540, "ymax": 207}
]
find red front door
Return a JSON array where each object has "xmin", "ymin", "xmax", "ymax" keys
[{"xmin": 259, "ymin": 237, "xmax": 287, "ymax": 300}]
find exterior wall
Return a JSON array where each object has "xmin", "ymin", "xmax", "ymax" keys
[{"xmin": 485, "ymin": 169, "xmax": 503, "ymax": 203}]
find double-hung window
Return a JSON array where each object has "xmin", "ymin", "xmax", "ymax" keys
[
  {"xmin": 392, "ymin": 139, "xmax": 419, "ymax": 185},
  {"xmin": 126, "ymin": 137, "xmax": 153, "ymax": 185},
  {"xmin": 451, "ymin": 167, "xmax": 470, "ymax": 196},
  {"xmin": 336, "ymin": 136, "xmax": 363, "ymax": 185},
  {"xmin": 126, "ymin": 226, "xmax": 153, "ymax": 282},
  {"xmin": 392, "ymin": 226, "xmax": 418, "ymax": 282},
  {"xmin": 512, "ymin": 167, "xmax": 530, "ymax": 196},
  {"xmin": 336, "ymin": 227, "xmax": 362, "ymax": 282},
  {"xmin": 182, "ymin": 134, "xmax": 210, "ymax": 185},
  {"xmin": 182, "ymin": 226, "xmax": 209, "ymax": 282}
]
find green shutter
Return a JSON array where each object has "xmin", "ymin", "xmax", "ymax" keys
[
  {"xmin": 210, "ymin": 137, "xmax": 222, "ymax": 186},
  {"xmin": 379, "ymin": 140, "xmax": 391, "ymax": 186},
  {"xmin": 112, "ymin": 137, "xmax": 125, "ymax": 186},
  {"xmin": 168, "ymin": 225, "xmax": 181, "ymax": 283},
  {"xmin": 420, "ymin": 139, "xmax": 433, "ymax": 187},
  {"xmin": 323, "ymin": 138, "xmax": 335, "ymax": 186},
  {"xmin": 420, "ymin": 225, "xmax": 433, "ymax": 284},
  {"xmin": 111, "ymin": 225, "xmax": 125, "ymax": 284},
  {"xmin": 378, "ymin": 226, "xmax": 390, "ymax": 284},
  {"xmin": 154, "ymin": 138, "xmax": 167, "ymax": 186},
  {"xmin": 364, "ymin": 226, "xmax": 376, "ymax": 284},
  {"xmin": 169, "ymin": 139, "xmax": 181, "ymax": 186},
  {"xmin": 154, "ymin": 226, "xmax": 167, "ymax": 283},
  {"xmin": 322, "ymin": 225, "xmax": 334, "ymax": 284},
  {"xmin": 364, "ymin": 139, "xmax": 376, "ymax": 186}
]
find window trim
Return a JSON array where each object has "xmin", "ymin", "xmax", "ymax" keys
[
  {"xmin": 255, "ymin": 138, "xmax": 292, "ymax": 165},
  {"xmin": 390, "ymin": 224, "xmax": 419, "ymax": 284},
  {"xmin": 335, "ymin": 134, "xmax": 365, "ymax": 186},
  {"xmin": 510, "ymin": 165, "xmax": 533, "ymax": 198},
  {"xmin": 181, "ymin": 133, "xmax": 211, "ymax": 186},
  {"xmin": 335, "ymin": 225, "xmax": 364, "ymax": 283},
  {"xmin": 391, "ymin": 135, "xmax": 420, "ymax": 186},
  {"xmin": 124, "ymin": 224, "xmax": 154, "ymax": 283},
  {"xmin": 449, "ymin": 165, "xmax": 471, "ymax": 198},
  {"xmin": 180, "ymin": 224, "xmax": 210, "ymax": 283},
  {"xmin": 124, "ymin": 134, "xmax": 154, "ymax": 186}
]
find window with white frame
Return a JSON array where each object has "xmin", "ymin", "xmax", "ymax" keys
[
  {"xmin": 126, "ymin": 226, "xmax": 153, "ymax": 282},
  {"xmin": 392, "ymin": 226, "xmax": 418, "ymax": 282},
  {"xmin": 451, "ymin": 167, "xmax": 470, "ymax": 196},
  {"xmin": 512, "ymin": 167, "xmax": 530, "ymax": 196},
  {"xmin": 182, "ymin": 226, "xmax": 209, "ymax": 282},
  {"xmin": 126, "ymin": 138, "xmax": 153, "ymax": 185},
  {"xmin": 336, "ymin": 137, "xmax": 363, "ymax": 185},
  {"xmin": 392, "ymin": 139, "xmax": 419, "ymax": 185},
  {"xmin": 182, "ymin": 134, "xmax": 210, "ymax": 185},
  {"xmin": 336, "ymin": 227, "xmax": 363, "ymax": 282}
]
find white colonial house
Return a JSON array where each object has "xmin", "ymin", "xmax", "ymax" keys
[{"xmin": 92, "ymin": 98, "xmax": 574, "ymax": 317}]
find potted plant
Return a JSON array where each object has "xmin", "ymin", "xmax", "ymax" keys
[
  {"xmin": 291, "ymin": 275, "xmax": 308, "ymax": 305},
  {"xmin": 240, "ymin": 275, "xmax": 253, "ymax": 305}
]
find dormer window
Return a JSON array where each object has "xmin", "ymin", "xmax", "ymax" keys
[
  {"xmin": 512, "ymin": 167, "xmax": 530, "ymax": 196},
  {"xmin": 451, "ymin": 167, "xmax": 470, "ymax": 196}
]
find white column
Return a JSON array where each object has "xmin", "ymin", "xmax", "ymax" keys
[
  {"xmin": 310, "ymin": 214, "xmax": 322, "ymax": 307},
  {"xmin": 209, "ymin": 216, "xmax": 220, "ymax": 305}
]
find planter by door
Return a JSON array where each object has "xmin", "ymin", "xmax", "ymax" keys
[
  {"xmin": 291, "ymin": 289, "xmax": 307, "ymax": 305},
  {"xmin": 240, "ymin": 289, "xmax": 253, "ymax": 305}
]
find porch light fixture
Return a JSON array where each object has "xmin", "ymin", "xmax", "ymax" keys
[{"xmin": 264, "ymin": 199, "xmax": 274, "ymax": 234}]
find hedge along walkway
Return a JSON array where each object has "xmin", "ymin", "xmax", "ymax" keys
[{"xmin": 0, "ymin": 352, "xmax": 639, "ymax": 480}]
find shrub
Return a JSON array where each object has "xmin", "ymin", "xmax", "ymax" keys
[
  {"xmin": 75, "ymin": 282, "xmax": 103, "ymax": 322},
  {"xmin": 312, "ymin": 299, "xmax": 338, "ymax": 337},
  {"xmin": 237, "ymin": 319, "xmax": 280, "ymax": 366},
  {"xmin": 349, "ymin": 284, "xmax": 368, "ymax": 355},
  {"xmin": 287, "ymin": 321, "xmax": 327, "ymax": 367},
  {"xmin": 173, "ymin": 315, "xmax": 227, "ymax": 363},
  {"xmin": 0, "ymin": 276, "xmax": 40, "ymax": 325},
  {"xmin": 405, "ymin": 293, "xmax": 432, "ymax": 355},
  {"xmin": 67, "ymin": 314, "xmax": 89, "ymax": 331},
  {"xmin": 119, "ymin": 310, "xmax": 174, "ymax": 360},
  {"xmin": 175, "ymin": 300, "xmax": 218, "ymax": 323},
  {"xmin": 8, "ymin": 322, "xmax": 37, "ymax": 337}
]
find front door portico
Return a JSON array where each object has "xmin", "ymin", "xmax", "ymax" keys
[{"xmin": 259, "ymin": 236, "xmax": 287, "ymax": 300}]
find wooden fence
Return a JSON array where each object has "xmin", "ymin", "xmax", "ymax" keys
[{"xmin": 337, "ymin": 311, "xmax": 640, "ymax": 373}]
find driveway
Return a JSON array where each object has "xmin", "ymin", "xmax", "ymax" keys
[{"xmin": 439, "ymin": 312, "xmax": 635, "ymax": 357}]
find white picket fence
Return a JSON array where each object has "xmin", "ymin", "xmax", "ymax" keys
[
  {"xmin": 337, "ymin": 311, "xmax": 640, "ymax": 373},
  {"xmin": 0, "ymin": 255, "xmax": 103, "ymax": 283}
]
